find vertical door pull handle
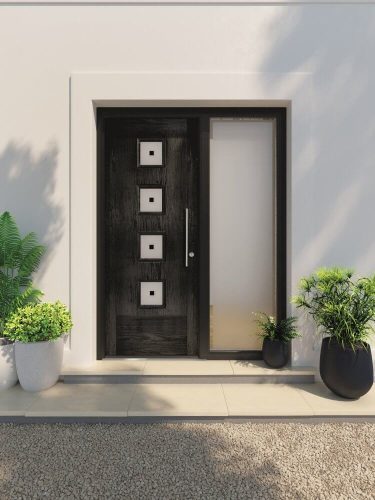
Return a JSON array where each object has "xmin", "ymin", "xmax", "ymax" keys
[{"xmin": 185, "ymin": 208, "xmax": 189, "ymax": 268}]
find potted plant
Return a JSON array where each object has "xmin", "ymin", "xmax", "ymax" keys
[
  {"xmin": 293, "ymin": 267, "xmax": 375, "ymax": 399},
  {"xmin": 255, "ymin": 313, "xmax": 300, "ymax": 368},
  {"xmin": 3, "ymin": 301, "xmax": 73, "ymax": 392},
  {"xmin": 0, "ymin": 211, "xmax": 45, "ymax": 390}
]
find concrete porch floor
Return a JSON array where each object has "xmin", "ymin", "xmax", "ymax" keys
[
  {"xmin": 1, "ymin": 359, "xmax": 373, "ymax": 420},
  {"xmin": 0, "ymin": 382, "xmax": 374, "ymax": 420}
]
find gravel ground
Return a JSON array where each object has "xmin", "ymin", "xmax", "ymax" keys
[{"xmin": 0, "ymin": 422, "xmax": 374, "ymax": 500}]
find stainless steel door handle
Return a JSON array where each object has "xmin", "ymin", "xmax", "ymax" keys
[{"xmin": 185, "ymin": 208, "xmax": 189, "ymax": 268}]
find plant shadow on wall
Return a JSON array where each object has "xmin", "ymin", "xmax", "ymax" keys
[
  {"xmin": 260, "ymin": 7, "xmax": 375, "ymax": 364},
  {"xmin": 0, "ymin": 141, "xmax": 64, "ymax": 280}
]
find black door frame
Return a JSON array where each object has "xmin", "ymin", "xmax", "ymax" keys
[{"xmin": 97, "ymin": 107, "xmax": 287, "ymax": 360}]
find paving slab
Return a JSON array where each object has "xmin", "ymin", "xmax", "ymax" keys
[
  {"xmin": 0, "ymin": 385, "xmax": 36, "ymax": 416},
  {"xmin": 296, "ymin": 383, "xmax": 375, "ymax": 416},
  {"xmin": 128, "ymin": 383, "xmax": 228, "ymax": 416},
  {"xmin": 222, "ymin": 383, "xmax": 314, "ymax": 416},
  {"xmin": 25, "ymin": 383, "xmax": 135, "ymax": 417},
  {"xmin": 63, "ymin": 358, "xmax": 147, "ymax": 376},
  {"xmin": 230, "ymin": 360, "xmax": 314, "ymax": 376},
  {"xmin": 143, "ymin": 358, "xmax": 234, "ymax": 376}
]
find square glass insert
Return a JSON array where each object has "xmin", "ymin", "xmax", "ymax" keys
[
  {"xmin": 139, "ymin": 141, "xmax": 164, "ymax": 166},
  {"xmin": 140, "ymin": 234, "xmax": 163, "ymax": 260},
  {"xmin": 140, "ymin": 281, "xmax": 164, "ymax": 307},
  {"xmin": 139, "ymin": 188, "xmax": 163, "ymax": 213}
]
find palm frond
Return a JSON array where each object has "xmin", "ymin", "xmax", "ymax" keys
[
  {"xmin": 0, "ymin": 212, "xmax": 45, "ymax": 335},
  {"xmin": 11, "ymin": 285, "xmax": 43, "ymax": 310},
  {"xmin": 18, "ymin": 244, "xmax": 46, "ymax": 277},
  {"xmin": 0, "ymin": 212, "xmax": 21, "ymax": 268}
]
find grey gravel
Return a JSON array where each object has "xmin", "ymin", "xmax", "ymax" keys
[{"xmin": 0, "ymin": 422, "xmax": 374, "ymax": 500}]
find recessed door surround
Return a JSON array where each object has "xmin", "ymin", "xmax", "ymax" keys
[{"xmin": 97, "ymin": 108, "xmax": 286, "ymax": 360}]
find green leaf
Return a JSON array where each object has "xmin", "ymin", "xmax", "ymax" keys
[
  {"xmin": 254, "ymin": 312, "xmax": 300, "ymax": 342},
  {"xmin": 0, "ymin": 211, "xmax": 46, "ymax": 335},
  {"xmin": 3, "ymin": 301, "xmax": 73, "ymax": 342},
  {"xmin": 293, "ymin": 267, "xmax": 375, "ymax": 349}
]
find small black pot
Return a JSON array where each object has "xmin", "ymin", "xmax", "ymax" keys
[
  {"xmin": 320, "ymin": 337, "xmax": 374, "ymax": 399},
  {"xmin": 262, "ymin": 338, "xmax": 289, "ymax": 368}
]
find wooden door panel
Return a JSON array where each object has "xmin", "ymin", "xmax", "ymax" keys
[
  {"xmin": 117, "ymin": 316, "xmax": 187, "ymax": 356},
  {"xmin": 104, "ymin": 117, "xmax": 199, "ymax": 356}
]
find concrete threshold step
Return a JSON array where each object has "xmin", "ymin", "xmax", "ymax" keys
[
  {"xmin": 61, "ymin": 359, "xmax": 315, "ymax": 384},
  {"xmin": 61, "ymin": 375, "xmax": 315, "ymax": 384},
  {"xmin": 61, "ymin": 374, "xmax": 315, "ymax": 384}
]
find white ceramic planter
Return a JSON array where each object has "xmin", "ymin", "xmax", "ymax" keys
[
  {"xmin": 0, "ymin": 340, "xmax": 18, "ymax": 390},
  {"xmin": 15, "ymin": 337, "xmax": 64, "ymax": 392}
]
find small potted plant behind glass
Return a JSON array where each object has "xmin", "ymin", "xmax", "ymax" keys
[
  {"xmin": 3, "ymin": 301, "xmax": 73, "ymax": 392},
  {"xmin": 255, "ymin": 313, "xmax": 300, "ymax": 368},
  {"xmin": 292, "ymin": 267, "xmax": 375, "ymax": 399},
  {"xmin": 0, "ymin": 212, "xmax": 45, "ymax": 390}
]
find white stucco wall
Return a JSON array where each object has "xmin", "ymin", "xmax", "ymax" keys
[{"xmin": 0, "ymin": 1, "xmax": 374, "ymax": 368}]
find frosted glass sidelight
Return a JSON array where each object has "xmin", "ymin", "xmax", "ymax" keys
[{"xmin": 210, "ymin": 119, "xmax": 276, "ymax": 351}]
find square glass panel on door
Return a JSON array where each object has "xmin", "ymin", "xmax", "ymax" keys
[
  {"xmin": 209, "ymin": 119, "xmax": 276, "ymax": 351},
  {"xmin": 140, "ymin": 234, "xmax": 164, "ymax": 260},
  {"xmin": 138, "ymin": 140, "xmax": 164, "ymax": 166}
]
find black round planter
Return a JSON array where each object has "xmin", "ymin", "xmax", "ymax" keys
[
  {"xmin": 320, "ymin": 337, "xmax": 374, "ymax": 399},
  {"xmin": 262, "ymin": 339, "xmax": 289, "ymax": 368}
]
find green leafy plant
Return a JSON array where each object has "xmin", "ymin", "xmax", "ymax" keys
[
  {"xmin": 3, "ymin": 301, "xmax": 73, "ymax": 343},
  {"xmin": 0, "ymin": 211, "xmax": 46, "ymax": 336},
  {"xmin": 255, "ymin": 313, "xmax": 300, "ymax": 342},
  {"xmin": 292, "ymin": 267, "xmax": 375, "ymax": 349}
]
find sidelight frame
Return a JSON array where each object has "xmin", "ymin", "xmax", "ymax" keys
[{"xmin": 96, "ymin": 107, "xmax": 287, "ymax": 360}]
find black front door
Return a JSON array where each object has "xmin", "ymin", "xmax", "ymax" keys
[{"xmin": 102, "ymin": 117, "xmax": 199, "ymax": 356}]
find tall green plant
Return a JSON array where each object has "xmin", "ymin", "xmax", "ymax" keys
[
  {"xmin": 0, "ymin": 212, "xmax": 46, "ymax": 335},
  {"xmin": 292, "ymin": 267, "xmax": 375, "ymax": 349}
]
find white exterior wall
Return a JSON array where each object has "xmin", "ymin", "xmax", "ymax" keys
[{"xmin": 1, "ymin": 1, "xmax": 374, "ymax": 368}]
